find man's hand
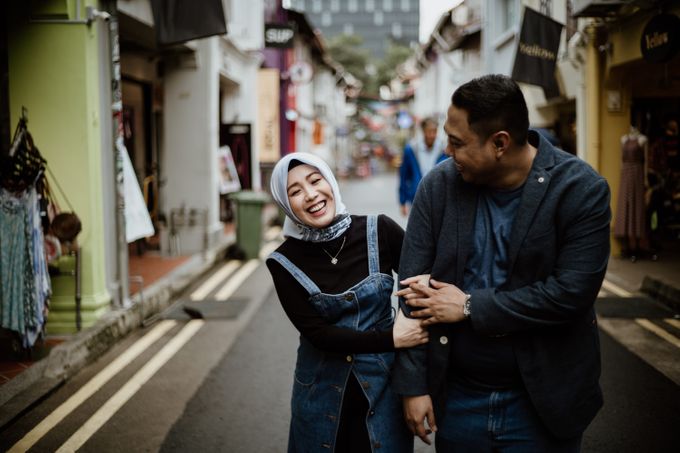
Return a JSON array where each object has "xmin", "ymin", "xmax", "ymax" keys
[
  {"xmin": 402, "ymin": 279, "xmax": 467, "ymax": 325},
  {"xmin": 403, "ymin": 395, "xmax": 437, "ymax": 445},
  {"xmin": 400, "ymin": 204, "xmax": 409, "ymax": 217}
]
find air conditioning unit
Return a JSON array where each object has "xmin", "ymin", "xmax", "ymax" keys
[{"xmin": 572, "ymin": 0, "xmax": 633, "ymax": 18}]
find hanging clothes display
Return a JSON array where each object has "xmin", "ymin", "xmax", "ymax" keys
[
  {"xmin": 614, "ymin": 129, "xmax": 647, "ymax": 244},
  {"xmin": 0, "ymin": 115, "xmax": 51, "ymax": 348}
]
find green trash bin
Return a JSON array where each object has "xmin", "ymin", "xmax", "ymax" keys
[{"xmin": 228, "ymin": 190, "xmax": 271, "ymax": 259}]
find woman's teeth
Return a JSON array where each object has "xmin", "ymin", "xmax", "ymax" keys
[{"xmin": 308, "ymin": 201, "xmax": 326, "ymax": 213}]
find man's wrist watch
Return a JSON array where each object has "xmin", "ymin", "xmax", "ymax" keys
[{"xmin": 463, "ymin": 294, "xmax": 472, "ymax": 318}]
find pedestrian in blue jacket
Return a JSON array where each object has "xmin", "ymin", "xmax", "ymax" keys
[{"xmin": 399, "ymin": 117, "xmax": 448, "ymax": 216}]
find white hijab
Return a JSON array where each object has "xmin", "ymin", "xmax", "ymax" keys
[{"xmin": 270, "ymin": 152, "xmax": 349, "ymax": 240}]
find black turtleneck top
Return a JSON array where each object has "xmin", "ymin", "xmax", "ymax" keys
[{"xmin": 266, "ymin": 215, "xmax": 404, "ymax": 353}]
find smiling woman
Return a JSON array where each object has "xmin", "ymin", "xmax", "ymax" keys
[
  {"xmin": 286, "ymin": 163, "xmax": 337, "ymax": 230},
  {"xmin": 265, "ymin": 152, "xmax": 429, "ymax": 453}
]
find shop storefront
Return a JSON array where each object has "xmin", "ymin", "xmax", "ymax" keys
[{"xmin": 582, "ymin": 3, "xmax": 680, "ymax": 258}]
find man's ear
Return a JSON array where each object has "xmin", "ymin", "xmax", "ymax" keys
[{"xmin": 492, "ymin": 131, "xmax": 511, "ymax": 153}]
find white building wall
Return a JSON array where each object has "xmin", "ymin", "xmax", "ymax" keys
[{"xmin": 162, "ymin": 38, "xmax": 222, "ymax": 253}]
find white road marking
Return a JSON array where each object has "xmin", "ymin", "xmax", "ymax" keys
[
  {"xmin": 601, "ymin": 279, "xmax": 633, "ymax": 298},
  {"xmin": 8, "ymin": 320, "xmax": 177, "ymax": 453},
  {"xmin": 215, "ymin": 260, "xmax": 259, "ymax": 300},
  {"xmin": 190, "ymin": 261, "xmax": 241, "ymax": 300},
  {"xmin": 598, "ymin": 318, "xmax": 680, "ymax": 385},
  {"xmin": 664, "ymin": 318, "xmax": 680, "ymax": 330},
  {"xmin": 55, "ymin": 320, "xmax": 205, "ymax": 453},
  {"xmin": 635, "ymin": 319, "xmax": 680, "ymax": 349}
]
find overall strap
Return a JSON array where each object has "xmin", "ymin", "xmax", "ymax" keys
[
  {"xmin": 268, "ymin": 252, "xmax": 321, "ymax": 295},
  {"xmin": 366, "ymin": 215, "xmax": 380, "ymax": 275}
]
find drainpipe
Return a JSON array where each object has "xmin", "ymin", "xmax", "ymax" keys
[{"xmin": 584, "ymin": 23, "xmax": 601, "ymax": 172}]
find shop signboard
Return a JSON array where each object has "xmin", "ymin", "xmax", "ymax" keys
[
  {"xmin": 256, "ymin": 69, "xmax": 281, "ymax": 164},
  {"xmin": 265, "ymin": 24, "xmax": 295, "ymax": 48},
  {"xmin": 640, "ymin": 13, "xmax": 680, "ymax": 63},
  {"xmin": 511, "ymin": 7, "xmax": 563, "ymax": 98},
  {"xmin": 218, "ymin": 146, "xmax": 241, "ymax": 194}
]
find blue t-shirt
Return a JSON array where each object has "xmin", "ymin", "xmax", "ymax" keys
[{"xmin": 449, "ymin": 185, "xmax": 524, "ymax": 389}]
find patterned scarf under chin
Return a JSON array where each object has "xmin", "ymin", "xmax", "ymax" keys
[{"xmin": 297, "ymin": 212, "xmax": 352, "ymax": 242}]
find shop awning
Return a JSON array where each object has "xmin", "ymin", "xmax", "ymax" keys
[{"xmin": 151, "ymin": 0, "xmax": 227, "ymax": 46}]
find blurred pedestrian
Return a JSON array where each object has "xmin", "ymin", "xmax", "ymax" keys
[
  {"xmin": 394, "ymin": 75, "xmax": 611, "ymax": 451},
  {"xmin": 399, "ymin": 117, "xmax": 448, "ymax": 216},
  {"xmin": 266, "ymin": 152, "xmax": 428, "ymax": 453}
]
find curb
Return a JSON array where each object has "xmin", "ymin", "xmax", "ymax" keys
[
  {"xmin": 640, "ymin": 275, "xmax": 680, "ymax": 314},
  {"xmin": 0, "ymin": 236, "xmax": 234, "ymax": 430}
]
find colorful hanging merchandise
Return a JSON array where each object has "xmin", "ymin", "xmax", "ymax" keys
[{"xmin": 0, "ymin": 115, "xmax": 51, "ymax": 348}]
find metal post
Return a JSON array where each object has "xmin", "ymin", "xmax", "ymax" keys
[{"xmin": 103, "ymin": 2, "xmax": 130, "ymax": 307}]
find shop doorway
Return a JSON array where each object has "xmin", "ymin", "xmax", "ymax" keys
[
  {"xmin": 122, "ymin": 77, "xmax": 161, "ymax": 253},
  {"xmin": 631, "ymin": 97, "xmax": 680, "ymax": 252}
]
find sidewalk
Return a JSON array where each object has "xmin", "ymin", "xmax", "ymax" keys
[{"xmin": 605, "ymin": 246, "xmax": 680, "ymax": 314}]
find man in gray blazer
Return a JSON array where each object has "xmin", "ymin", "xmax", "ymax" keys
[{"xmin": 394, "ymin": 75, "xmax": 611, "ymax": 451}]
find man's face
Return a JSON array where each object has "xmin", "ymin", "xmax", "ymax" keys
[
  {"xmin": 423, "ymin": 124, "xmax": 438, "ymax": 148},
  {"xmin": 444, "ymin": 105, "xmax": 498, "ymax": 185}
]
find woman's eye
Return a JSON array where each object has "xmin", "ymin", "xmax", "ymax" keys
[
  {"xmin": 289, "ymin": 189, "xmax": 300, "ymax": 197},
  {"xmin": 311, "ymin": 178, "xmax": 321, "ymax": 185}
]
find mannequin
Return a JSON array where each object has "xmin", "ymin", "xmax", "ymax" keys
[{"xmin": 614, "ymin": 126, "xmax": 650, "ymax": 261}]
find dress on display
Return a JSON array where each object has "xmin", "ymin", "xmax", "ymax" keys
[{"xmin": 614, "ymin": 134, "xmax": 646, "ymax": 240}]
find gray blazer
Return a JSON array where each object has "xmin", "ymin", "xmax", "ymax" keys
[{"xmin": 394, "ymin": 131, "xmax": 611, "ymax": 439}]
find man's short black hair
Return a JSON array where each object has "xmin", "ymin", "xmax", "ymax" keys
[{"xmin": 451, "ymin": 74, "xmax": 529, "ymax": 145}]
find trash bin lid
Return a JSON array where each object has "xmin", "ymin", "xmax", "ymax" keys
[{"xmin": 228, "ymin": 190, "xmax": 271, "ymax": 204}]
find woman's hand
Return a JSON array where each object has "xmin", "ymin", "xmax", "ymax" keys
[
  {"xmin": 393, "ymin": 308, "xmax": 429, "ymax": 348},
  {"xmin": 395, "ymin": 274, "xmax": 431, "ymax": 301}
]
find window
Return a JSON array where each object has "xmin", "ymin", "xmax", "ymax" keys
[
  {"xmin": 392, "ymin": 22, "xmax": 402, "ymax": 38},
  {"xmin": 331, "ymin": 0, "xmax": 340, "ymax": 12},
  {"xmin": 366, "ymin": 0, "xmax": 375, "ymax": 12},
  {"xmin": 321, "ymin": 11, "xmax": 332, "ymax": 26},
  {"xmin": 401, "ymin": 0, "xmax": 410, "ymax": 12},
  {"xmin": 343, "ymin": 23, "xmax": 354, "ymax": 35},
  {"xmin": 500, "ymin": 0, "xmax": 517, "ymax": 34},
  {"xmin": 348, "ymin": 0, "xmax": 358, "ymax": 13},
  {"xmin": 374, "ymin": 11, "xmax": 384, "ymax": 26},
  {"xmin": 383, "ymin": 0, "xmax": 393, "ymax": 12},
  {"xmin": 312, "ymin": 0, "xmax": 322, "ymax": 14}
]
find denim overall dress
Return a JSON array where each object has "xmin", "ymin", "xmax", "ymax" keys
[{"xmin": 269, "ymin": 216, "xmax": 412, "ymax": 453}]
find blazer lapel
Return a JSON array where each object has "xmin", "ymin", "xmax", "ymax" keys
[
  {"xmin": 455, "ymin": 176, "xmax": 477, "ymax": 283},
  {"xmin": 506, "ymin": 170, "xmax": 551, "ymax": 277}
]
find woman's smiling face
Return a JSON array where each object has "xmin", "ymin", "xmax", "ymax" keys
[{"xmin": 286, "ymin": 163, "xmax": 336, "ymax": 228}]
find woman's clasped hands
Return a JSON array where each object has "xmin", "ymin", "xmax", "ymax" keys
[{"xmin": 395, "ymin": 275, "xmax": 468, "ymax": 326}]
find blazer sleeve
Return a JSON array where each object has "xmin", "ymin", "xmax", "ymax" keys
[
  {"xmin": 470, "ymin": 177, "xmax": 611, "ymax": 335},
  {"xmin": 392, "ymin": 178, "xmax": 438, "ymax": 396}
]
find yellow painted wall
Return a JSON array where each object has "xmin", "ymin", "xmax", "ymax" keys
[
  {"xmin": 596, "ymin": 5, "xmax": 680, "ymax": 256},
  {"xmin": 7, "ymin": 1, "xmax": 111, "ymax": 333}
]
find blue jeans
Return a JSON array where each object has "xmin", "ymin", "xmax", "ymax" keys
[{"xmin": 435, "ymin": 381, "xmax": 582, "ymax": 453}]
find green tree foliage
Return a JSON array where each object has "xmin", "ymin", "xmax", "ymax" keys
[
  {"xmin": 326, "ymin": 34, "xmax": 371, "ymax": 89},
  {"xmin": 375, "ymin": 42, "xmax": 412, "ymax": 91}
]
